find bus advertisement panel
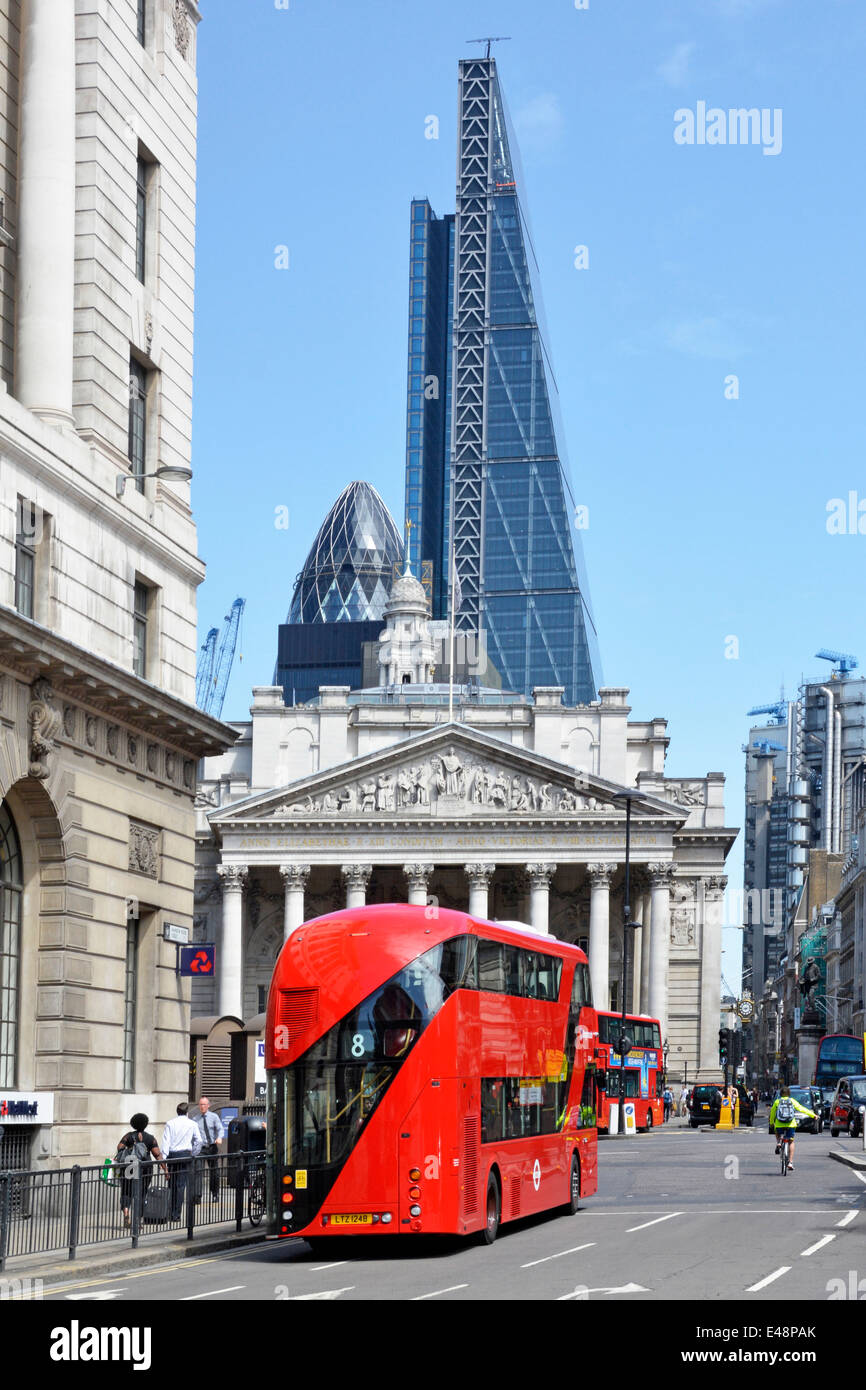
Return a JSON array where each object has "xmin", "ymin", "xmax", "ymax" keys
[
  {"xmin": 594, "ymin": 1010, "xmax": 663, "ymax": 1132},
  {"xmin": 265, "ymin": 904, "xmax": 599, "ymax": 1245}
]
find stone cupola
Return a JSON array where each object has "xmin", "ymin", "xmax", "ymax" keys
[{"xmin": 377, "ymin": 569, "xmax": 436, "ymax": 685}]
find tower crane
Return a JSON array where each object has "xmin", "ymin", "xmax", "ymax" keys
[
  {"xmin": 195, "ymin": 627, "xmax": 219, "ymax": 709},
  {"xmin": 196, "ymin": 598, "xmax": 245, "ymax": 718},
  {"xmin": 746, "ymin": 701, "xmax": 788, "ymax": 725},
  {"xmin": 815, "ymin": 648, "xmax": 859, "ymax": 676}
]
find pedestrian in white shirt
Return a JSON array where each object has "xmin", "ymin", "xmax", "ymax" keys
[{"xmin": 161, "ymin": 1102, "xmax": 202, "ymax": 1220}]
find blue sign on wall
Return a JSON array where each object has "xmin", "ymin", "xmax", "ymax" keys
[{"xmin": 179, "ymin": 944, "xmax": 215, "ymax": 977}]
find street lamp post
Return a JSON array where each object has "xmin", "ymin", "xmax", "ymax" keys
[{"xmin": 612, "ymin": 790, "xmax": 645, "ymax": 1136}]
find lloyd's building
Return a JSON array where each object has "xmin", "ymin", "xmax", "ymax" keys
[{"xmin": 196, "ymin": 57, "xmax": 736, "ymax": 1091}]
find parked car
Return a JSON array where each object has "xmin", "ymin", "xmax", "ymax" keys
[
  {"xmin": 829, "ymin": 1075, "xmax": 866, "ymax": 1138},
  {"xmin": 767, "ymin": 1086, "xmax": 821, "ymax": 1133},
  {"xmin": 689, "ymin": 1084, "xmax": 722, "ymax": 1127}
]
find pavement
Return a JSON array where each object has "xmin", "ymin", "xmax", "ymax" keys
[
  {"xmin": 2, "ymin": 1221, "xmax": 267, "ymax": 1284},
  {"xmin": 8, "ymin": 1114, "xmax": 866, "ymax": 1302}
]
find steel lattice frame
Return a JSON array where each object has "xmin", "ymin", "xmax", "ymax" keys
[{"xmin": 451, "ymin": 59, "xmax": 492, "ymax": 634}]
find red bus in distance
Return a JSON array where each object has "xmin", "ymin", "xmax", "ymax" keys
[
  {"xmin": 594, "ymin": 1010, "xmax": 664, "ymax": 1132},
  {"xmin": 265, "ymin": 903, "xmax": 599, "ymax": 1244}
]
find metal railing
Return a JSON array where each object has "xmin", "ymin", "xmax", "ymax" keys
[{"xmin": 0, "ymin": 1150, "xmax": 267, "ymax": 1271}]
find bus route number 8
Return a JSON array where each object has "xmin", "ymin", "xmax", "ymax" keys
[{"xmin": 351, "ymin": 1033, "xmax": 367, "ymax": 1058}]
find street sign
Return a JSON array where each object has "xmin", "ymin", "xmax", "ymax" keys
[
  {"xmin": 163, "ymin": 922, "xmax": 191, "ymax": 945},
  {"xmin": 179, "ymin": 944, "xmax": 215, "ymax": 977}
]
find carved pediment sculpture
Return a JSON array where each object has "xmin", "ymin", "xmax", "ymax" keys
[{"xmin": 264, "ymin": 745, "xmax": 608, "ymax": 821}]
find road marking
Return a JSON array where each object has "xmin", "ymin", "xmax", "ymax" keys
[
  {"xmin": 836, "ymin": 1210, "xmax": 858, "ymax": 1228},
  {"xmin": 854, "ymin": 1172, "xmax": 866, "ymax": 1185},
  {"xmin": 182, "ymin": 1285, "xmax": 246, "ymax": 1300},
  {"xmin": 41, "ymin": 1242, "xmax": 274, "ymax": 1296},
  {"xmin": 290, "ymin": 1287, "xmax": 354, "ymax": 1300},
  {"xmin": 310, "ymin": 1262, "xmax": 349, "ymax": 1271},
  {"xmin": 411, "ymin": 1283, "xmax": 469, "ymax": 1300},
  {"xmin": 800, "ymin": 1234, "xmax": 836, "ymax": 1257},
  {"xmin": 520, "ymin": 1242, "xmax": 595, "ymax": 1269},
  {"xmin": 65, "ymin": 1289, "xmax": 126, "ymax": 1300},
  {"xmin": 558, "ymin": 1281, "xmax": 648, "ymax": 1299},
  {"xmin": 626, "ymin": 1212, "xmax": 681, "ymax": 1232},
  {"xmin": 746, "ymin": 1266, "xmax": 791, "ymax": 1292}
]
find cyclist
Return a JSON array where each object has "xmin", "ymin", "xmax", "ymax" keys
[{"xmin": 769, "ymin": 1085, "xmax": 816, "ymax": 1171}]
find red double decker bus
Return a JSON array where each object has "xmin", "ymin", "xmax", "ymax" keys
[
  {"xmin": 594, "ymin": 1010, "xmax": 663, "ymax": 1132},
  {"xmin": 265, "ymin": 903, "xmax": 599, "ymax": 1245}
]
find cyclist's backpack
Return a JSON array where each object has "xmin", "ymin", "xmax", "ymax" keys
[
  {"xmin": 118, "ymin": 1132, "xmax": 150, "ymax": 1172},
  {"xmin": 776, "ymin": 1097, "xmax": 795, "ymax": 1123}
]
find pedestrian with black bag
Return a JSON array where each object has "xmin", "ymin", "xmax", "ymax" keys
[
  {"xmin": 114, "ymin": 1113, "xmax": 163, "ymax": 1229},
  {"xmin": 161, "ymin": 1102, "xmax": 202, "ymax": 1220},
  {"xmin": 192, "ymin": 1096, "xmax": 225, "ymax": 1202}
]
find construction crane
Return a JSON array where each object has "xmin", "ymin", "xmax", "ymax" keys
[
  {"xmin": 195, "ymin": 627, "xmax": 219, "ymax": 709},
  {"xmin": 747, "ymin": 701, "xmax": 788, "ymax": 724},
  {"xmin": 196, "ymin": 598, "xmax": 245, "ymax": 718},
  {"xmin": 749, "ymin": 739, "xmax": 786, "ymax": 755},
  {"xmin": 815, "ymin": 648, "xmax": 859, "ymax": 676}
]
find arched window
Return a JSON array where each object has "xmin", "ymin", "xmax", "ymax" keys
[{"xmin": 0, "ymin": 801, "xmax": 22, "ymax": 1087}]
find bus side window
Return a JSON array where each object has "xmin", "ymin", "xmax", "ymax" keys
[
  {"xmin": 440, "ymin": 935, "xmax": 477, "ymax": 993},
  {"xmin": 580, "ymin": 963, "xmax": 592, "ymax": 1008},
  {"xmin": 478, "ymin": 941, "xmax": 505, "ymax": 993},
  {"xmin": 504, "ymin": 946, "xmax": 521, "ymax": 996}
]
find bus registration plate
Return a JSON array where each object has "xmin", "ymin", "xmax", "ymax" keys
[{"xmin": 331, "ymin": 1214, "xmax": 373, "ymax": 1226}]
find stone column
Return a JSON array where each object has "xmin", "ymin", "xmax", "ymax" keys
[
  {"xmin": 639, "ymin": 886, "xmax": 652, "ymax": 1012},
  {"xmin": 341, "ymin": 863, "xmax": 372, "ymax": 909},
  {"xmin": 15, "ymin": 0, "xmax": 76, "ymax": 423},
  {"xmin": 648, "ymin": 863, "xmax": 673, "ymax": 1039},
  {"xmin": 631, "ymin": 877, "xmax": 645, "ymax": 1016},
  {"xmin": 280, "ymin": 864, "xmax": 310, "ymax": 940},
  {"xmin": 699, "ymin": 874, "xmax": 727, "ymax": 1073},
  {"xmin": 216, "ymin": 864, "xmax": 248, "ymax": 1019},
  {"xmin": 526, "ymin": 863, "xmax": 556, "ymax": 934},
  {"xmin": 464, "ymin": 862, "xmax": 495, "ymax": 917},
  {"xmin": 403, "ymin": 862, "xmax": 434, "ymax": 907},
  {"xmin": 587, "ymin": 863, "xmax": 615, "ymax": 1012}
]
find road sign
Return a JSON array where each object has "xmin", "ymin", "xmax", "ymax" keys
[
  {"xmin": 179, "ymin": 944, "xmax": 215, "ymax": 977},
  {"xmin": 163, "ymin": 922, "xmax": 191, "ymax": 945}
]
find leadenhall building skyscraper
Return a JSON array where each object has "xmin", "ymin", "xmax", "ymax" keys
[{"xmin": 403, "ymin": 56, "xmax": 601, "ymax": 704}]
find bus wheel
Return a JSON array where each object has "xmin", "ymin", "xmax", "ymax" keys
[
  {"xmin": 645, "ymin": 1111, "xmax": 653, "ymax": 1131},
  {"xmin": 483, "ymin": 1172, "xmax": 501, "ymax": 1245},
  {"xmin": 568, "ymin": 1153, "xmax": 581, "ymax": 1214}
]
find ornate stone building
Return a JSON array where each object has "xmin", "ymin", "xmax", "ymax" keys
[
  {"xmin": 0, "ymin": 0, "xmax": 232, "ymax": 1171},
  {"xmin": 196, "ymin": 575, "xmax": 736, "ymax": 1085}
]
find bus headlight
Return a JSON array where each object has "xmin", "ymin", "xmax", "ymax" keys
[
  {"xmin": 409, "ymin": 1204, "xmax": 421, "ymax": 1217},
  {"xmin": 381, "ymin": 1212, "xmax": 393, "ymax": 1224}
]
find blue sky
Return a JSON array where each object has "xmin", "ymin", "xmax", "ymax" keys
[{"xmin": 191, "ymin": 0, "xmax": 866, "ymax": 991}]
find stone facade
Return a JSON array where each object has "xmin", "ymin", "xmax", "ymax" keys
[
  {"xmin": 0, "ymin": 0, "xmax": 232, "ymax": 1172},
  {"xmin": 197, "ymin": 651, "xmax": 737, "ymax": 1085}
]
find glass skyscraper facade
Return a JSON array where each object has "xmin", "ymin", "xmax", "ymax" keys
[{"xmin": 403, "ymin": 57, "xmax": 601, "ymax": 704}]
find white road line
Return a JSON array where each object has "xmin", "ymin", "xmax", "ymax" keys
[
  {"xmin": 520, "ymin": 1242, "xmax": 595, "ymax": 1269},
  {"xmin": 800, "ymin": 1234, "xmax": 836, "ymax": 1257},
  {"xmin": 181, "ymin": 1285, "xmax": 245, "ymax": 1300},
  {"xmin": 746, "ymin": 1267, "xmax": 791, "ymax": 1292},
  {"xmin": 854, "ymin": 1172, "xmax": 866, "ymax": 1185},
  {"xmin": 310, "ymin": 1262, "xmax": 349, "ymax": 1271},
  {"xmin": 411, "ymin": 1283, "xmax": 470, "ymax": 1300},
  {"xmin": 626, "ymin": 1212, "xmax": 682, "ymax": 1233},
  {"xmin": 836, "ymin": 1210, "xmax": 858, "ymax": 1228}
]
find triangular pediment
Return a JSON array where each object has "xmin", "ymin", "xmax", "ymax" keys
[{"xmin": 209, "ymin": 724, "xmax": 685, "ymax": 828}]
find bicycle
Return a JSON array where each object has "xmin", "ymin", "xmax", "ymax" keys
[{"xmin": 779, "ymin": 1130, "xmax": 792, "ymax": 1176}]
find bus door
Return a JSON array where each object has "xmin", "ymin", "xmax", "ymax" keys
[{"xmin": 399, "ymin": 1078, "xmax": 467, "ymax": 1232}]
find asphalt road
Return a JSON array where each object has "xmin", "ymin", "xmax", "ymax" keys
[{"xmin": 33, "ymin": 1122, "xmax": 866, "ymax": 1303}]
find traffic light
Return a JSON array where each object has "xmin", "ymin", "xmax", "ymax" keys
[
  {"xmin": 719, "ymin": 1028, "xmax": 729, "ymax": 1064},
  {"xmin": 730, "ymin": 1031, "xmax": 743, "ymax": 1068}
]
